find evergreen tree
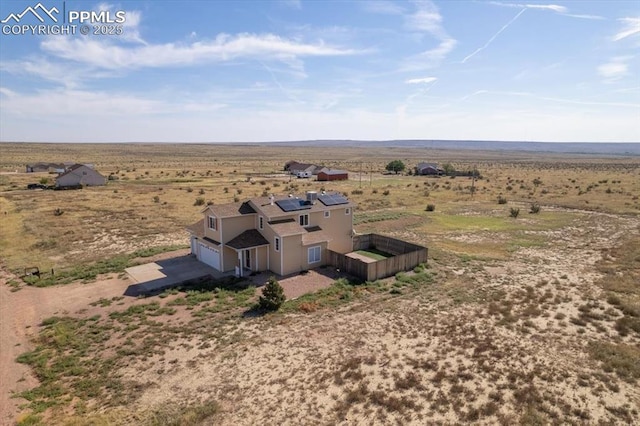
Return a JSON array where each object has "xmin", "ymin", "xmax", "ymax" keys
[{"xmin": 259, "ymin": 276, "xmax": 286, "ymax": 311}]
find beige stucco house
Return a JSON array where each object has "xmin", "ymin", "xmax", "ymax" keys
[
  {"xmin": 55, "ymin": 164, "xmax": 106, "ymax": 188},
  {"xmin": 187, "ymin": 192, "xmax": 355, "ymax": 277}
]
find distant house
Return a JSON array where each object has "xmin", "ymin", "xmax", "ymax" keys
[
  {"xmin": 415, "ymin": 162, "xmax": 444, "ymax": 176},
  {"xmin": 56, "ymin": 164, "xmax": 106, "ymax": 188},
  {"xmin": 317, "ymin": 169, "xmax": 349, "ymax": 181},
  {"xmin": 187, "ymin": 191, "xmax": 355, "ymax": 277},
  {"xmin": 284, "ymin": 161, "xmax": 323, "ymax": 175},
  {"xmin": 26, "ymin": 162, "xmax": 75, "ymax": 173}
]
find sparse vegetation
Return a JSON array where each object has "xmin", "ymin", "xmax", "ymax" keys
[
  {"xmin": 529, "ymin": 203, "xmax": 541, "ymax": 214},
  {"xmin": 2, "ymin": 143, "xmax": 639, "ymax": 425}
]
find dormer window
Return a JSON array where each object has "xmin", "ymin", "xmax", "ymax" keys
[{"xmin": 208, "ymin": 216, "xmax": 217, "ymax": 230}]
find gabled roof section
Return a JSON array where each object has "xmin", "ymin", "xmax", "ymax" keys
[
  {"xmin": 56, "ymin": 163, "xmax": 93, "ymax": 179},
  {"xmin": 416, "ymin": 162, "xmax": 440, "ymax": 169},
  {"xmin": 249, "ymin": 193, "xmax": 355, "ymax": 218},
  {"xmin": 302, "ymin": 226, "xmax": 331, "ymax": 245},
  {"xmin": 319, "ymin": 169, "xmax": 348, "ymax": 175},
  {"xmin": 205, "ymin": 201, "xmax": 256, "ymax": 218},
  {"xmin": 269, "ymin": 220, "xmax": 305, "ymax": 237},
  {"xmin": 186, "ymin": 218, "xmax": 205, "ymax": 237},
  {"xmin": 226, "ymin": 229, "xmax": 269, "ymax": 250}
]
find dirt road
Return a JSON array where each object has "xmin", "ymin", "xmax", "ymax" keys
[{"xmin": 0, "ymin": 270, "xmax": 131, "ymax": 425}]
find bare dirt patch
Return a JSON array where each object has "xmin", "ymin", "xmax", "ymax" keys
[
  {"xmin": 0, "ymin": 269, "xmax": 132, "ymax": 424},
  {"xmin": 249, "ymin": 268, "xmax": 343, "ymax": 300}
]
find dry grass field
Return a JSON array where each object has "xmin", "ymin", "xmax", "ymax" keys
[{"xmin": 0, "ymin": 142, "xmax": 639, "ymax": 425}]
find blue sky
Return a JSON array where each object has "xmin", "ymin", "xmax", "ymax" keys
[{"xmin": 0, "ymin": 0, "xmax": 638, "ymax": 142}]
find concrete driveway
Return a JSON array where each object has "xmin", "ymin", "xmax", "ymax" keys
[{"xmin": 125, "ymin": 255, "xmax": 230, "ymax": 295}]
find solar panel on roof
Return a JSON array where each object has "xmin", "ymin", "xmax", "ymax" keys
[
  {"xmin": 318, "ymin": 194, "xmax": 349, "ymax": 206},
  {"xmin": 275, "ymin": 199, "xmax": 312, "ymax": 212}
]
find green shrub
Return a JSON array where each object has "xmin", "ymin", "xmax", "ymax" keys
[
  {"xmin": 530, "ymin": 203, "xmax": 541, "ymax": 214},
  {"xmin": 259, "ymin": 277, "xmax": 286, "ymax": 311},
  {"xmin": 497, "ymin": 195, "xmax": 507, "ymax": 204},
  {"xmin": 510, "ymin": 207, "xmax": 520, "ymax": 218},
  {"xmin": 193, "ymin": 197, "xmax": 205, "ymax": 206},
  {"xmin": 425, "ymin": 204, "xmax": 436, "ymax": 212}
]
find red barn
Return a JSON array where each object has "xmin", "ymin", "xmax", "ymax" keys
[{"xmin": 317, "ymin": 169, "xmax": 348, "ymax": 181}]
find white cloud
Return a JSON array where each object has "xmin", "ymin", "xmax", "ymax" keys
[
  {"xmin": 405, "ymin": 77, "xmax": 437, "ymax": 84},
  {"xmin": 613, "ymin": 17, "xmax": 640, "ymax": 41},
  {"xmin": 598, "ymin": 57, "xmax": 631, "ymax": 81},
  {"xmin": 39, "ymin": 33, "xmax": 365, "ymax": 71},
  {"xmin": 462, "ymin": 8, "xmax": 527, "ymax": 63},
  {"xmin": 362, "ymin": 1, "xmax": 405, "ymax": 15},
  {"xmin": 278, "ymin": 0, "xmax": 302, "ymax": 10},
  {"xmin": 488, "ymin": 2, "xmax": 603, "ymax": 19},
  {"xmin": 489, "ymin": 2, "xmax": 565, "ymax": 13},
  {"xmin": 467, "ymin": 89, "xmax": 639, "ymax": 108},
  {"xmin": 94, "ymin": 3, "xmax": 145, "ymax": 44},
  {"xmin": 401, "ymin": 1, "xmax": 457, "ymax": 70},
  {"xmin": 0, "ymin": 86, "xmax": 225, "ymax": 117}
]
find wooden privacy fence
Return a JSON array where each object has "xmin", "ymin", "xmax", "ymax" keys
[{"xmin": 328, "ymin": 234, "xmax": 428, "ymax": 282}]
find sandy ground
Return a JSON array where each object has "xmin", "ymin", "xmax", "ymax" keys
[
  {"xmin": 0, "ymin": 251, "xmax": 340, "ymax": 424},
  {"xmin": 0, "ymin": 249, "xmax": 191, "ymax": 425},
  {"xmin": 0, "ymin": 271, "xmax": 131, "ymax": 424},
  {"xmin": 2, "ymin": 210, "xmax": 639, "ymax": 425},
  {"xmin": 117, "ymin": 209, "xmax": 640, "ymax": 425}
]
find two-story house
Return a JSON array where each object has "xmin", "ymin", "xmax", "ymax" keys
[{"xmin": 187, "ymin": 191, "xmax": 355, "ymax": 277}]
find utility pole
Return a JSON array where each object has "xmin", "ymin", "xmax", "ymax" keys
[
  {"xmin": 359, "ymin": 162, "xmax": 362, "ymax": 188},
  {"xmin": 471, "ymin": 165, "xmax": 477, "ymax": 198}
]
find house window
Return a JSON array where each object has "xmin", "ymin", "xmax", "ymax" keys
[
  {"xmin": 274, "ymin": 237, "xmax": 280, "ymax": 252},
  {"xmin": 208, "ymin": 216, "xmax": 217, "ymax": 230},
  {"xmin": 345, "ymin": 208, "xmax": 350, "ymax": 215},
  {"xmin": 259, "ymin": 216, "xmax": 264, "ymax": 230},
  {"xmin": 308, "ymin": 246, "xmax": 321, "ymax": 264},
  {"xmin": 299, "ymin": 214, "xmax": 309, "ymax": 227},
  {"xmin": 324, "ymin": 211, "xmax": 330, "ymax": 218}
]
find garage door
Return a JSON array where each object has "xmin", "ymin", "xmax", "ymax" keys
[{"xmin": 199, "ymin": 243, "xmax": 220, "ymax": 270}]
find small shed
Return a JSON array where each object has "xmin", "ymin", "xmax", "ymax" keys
[{"xmin": 317, "ymin": 169, "xmax": 348, "ymax": 181}]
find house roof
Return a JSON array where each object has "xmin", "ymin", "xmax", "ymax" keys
[
  {"xmin": 319, "ymin": 169, "xmax": 348, "ymax": 175},
  {"xmin": 56, "ymin": 164, "xmax": 104, "ymax": 180},
  {"xmin": 288, "ymin": 162, "xmax": 316, "ymax": 171},
  {"xmin": 302, "ymin": 226, "xmax": 331, "ymax": 245},
  {"xmin": 186, "ymin": 219, "xmax": 221, "ymax": 245},
  {"xmin": 226, "ymin": 229, "xmax": 269, "ymax": 250},
  {"xmin": 416, "ymin": 162, "xmax": 441, "ymax": 169},
  {"xmin": 269, "ymin": 219, "xmax": 305, "ymax": 237},
  {"xmin": 56, "ymin": 164, "xmax": 83, "ymax": 179},
  {"xmin": 205, "ymin": 201, "xmax": 256, "ymax": 218},
  {"xmin": 250, "ymin": 193, "xmax": 355, "ymax": 218},
  {"xmin": 186, "ymin": 218, "xmax": 205, "ymax": 237}
]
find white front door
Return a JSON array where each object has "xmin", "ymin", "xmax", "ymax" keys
[{"xmin": 198, "ymin": 243, "xmax": 220, "ymax": 270}]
